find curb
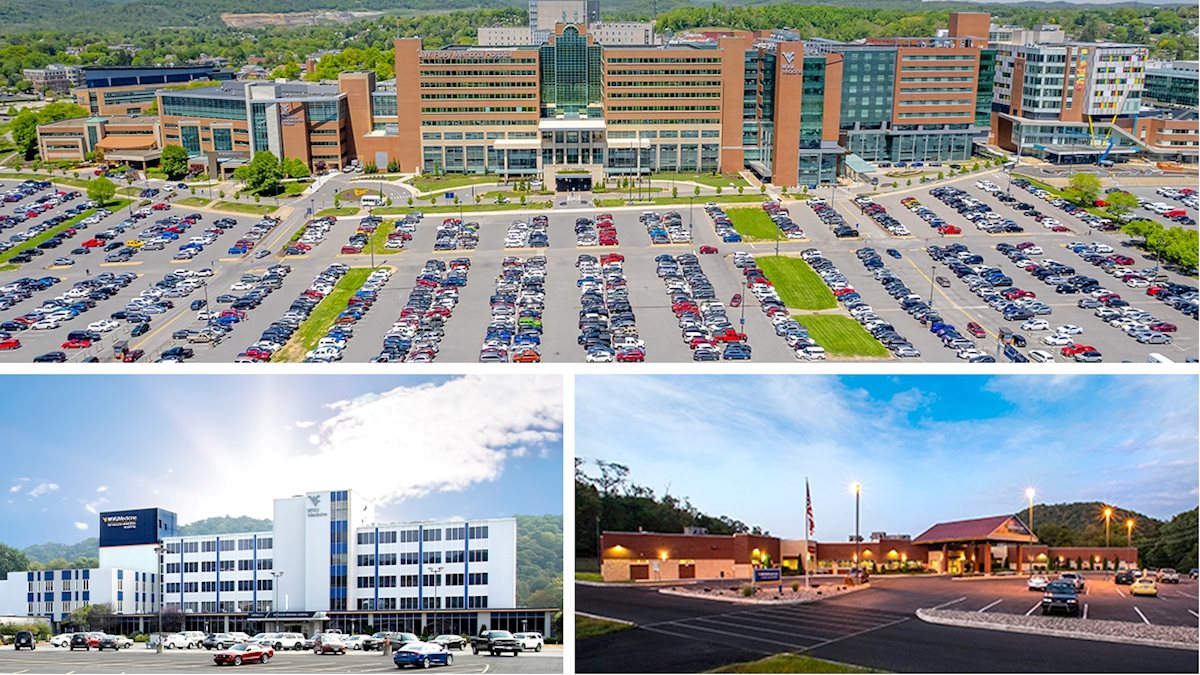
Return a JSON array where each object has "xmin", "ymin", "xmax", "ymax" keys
[
  {"xmin": 915, "ymin": 608, "xmax": 1199, "ymax": 652},
  {"xmin": 949, "ymin": 575, "xmax": 1025, "ymax": 582},
  {"xmin": 576, "ymin": 611, "xmax": 635, "ymax": 626}
]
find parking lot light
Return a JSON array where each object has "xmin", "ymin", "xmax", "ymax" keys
[
  {"xmin": 1025, "ymin": 487, "xmax": 1036, "ymax": 542},
  {"xmin": 850, "ymin": 482, "xmax": 862, "ymax": 571},
  {"xmin": 1125, "ymin": 518, "xmax": 1134, "ymax": 546},
  {"xmin": 1103, "ymin": 506, "xmax": 1113, "ymax": 547}
]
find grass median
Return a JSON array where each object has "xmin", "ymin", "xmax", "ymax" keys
[
  {"xmin": 650, "ymin": 172, "xmax": 751, "ymax": 189},
  {"xmin": 317, "ymin": 207, "xmax": 359, "ymax": 217},
  {"xmin": 755, "ymin": 256, "xmax": 836, "ymax": 310},
  {"xmin": 794, "ymin": 314, "xmax": 890, "ymax": 359},
  {"xmin": 594, "ymin": 194, "xmax": 765, "ymax": 208},
  {"xmin": 410, "ymin": 174, "xmax": 502, "ymax": 193},
  {"xmin": 576, "ymin": 615, "xmax": 632, "ymax": 641},
  {"xmin": 0, "ymin": 198, "xmax": 131, "ymax": 266},
  {"xmin": 727, "ymin": 207, "xmax": 781, "ymax": 241},
  {"xmin": 174, "ymin": 197, "xmax": 211, "ymax": 207},
  {"xmin": 374, "ymin": 201, "xmax": 552, "ymax": 215},
  {"xmin": 270, "ymin": 267, "xmax": 374, "ymax": 362},
  {"xmin": 711, "ymin": 653, "xmax": 884, "ymax": 673},
  {"xmin": 212, "ymin": 201, "xmax": 278, "ymax": 215}
]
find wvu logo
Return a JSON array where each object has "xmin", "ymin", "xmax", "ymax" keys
[
  {"xmin": 783, "ymin": 51, "xmax": 795, "ymax": 65},
  {"xmin": 309, "ymin": 494, "xmax": 322, "ymax": 508}
]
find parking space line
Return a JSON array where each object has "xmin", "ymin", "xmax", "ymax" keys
[
  {"xmin": 1025, "ymin": 602, "xmax": 1041, "ymax": 616},
  {"xmin": 795, "ymin": 614, "xmax": 912, "ymax": 654},
  {"xmin": 932, "ymin": 596, "xmax": 967, "ymax": 610},
  {"xmin": 639, "ymin": 624, "xmax": 772, "ymax": 656},
  {"xmin": 747, "ymin": 605, "xmax": 909, "ymax": 628},
  {"xmin": 1175, "ymin": 590, "xmax": 1198, "ymax": 599},
  {"xmin": 687, "ymin": 615, "xmax": 827, "ymax": 643},
  {"xmin": 727, "ymin": 609, "xmax": 888, "ymax": 635},
  {"xmin": 977, "ymin": 599, "xmax": 1003, "ymax": 613},
  {"xmin": 647, "ymin": 620, "xmax": 811, "ymax": 650},
  {"xmin": 1115, "ymin": 588, "xmax": 1126, "ymax": 597},
  {"xmin": 1133, "ymin": 606, "xmax": 1151, "ymax": 625},
  {"xmin": 1082, "ymin": 603, "xmax": 1088, "ymax": 619},
  {"xmin": 1188, "ymin": 610, "xmax": 1199, "ymax": 619}
]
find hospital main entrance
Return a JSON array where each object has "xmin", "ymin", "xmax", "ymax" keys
[{"xmin": 555, "ymin": 174, "xmax": 592, "ymax": 192}]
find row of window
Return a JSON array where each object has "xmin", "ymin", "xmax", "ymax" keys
[
  {"xmin": 606, "ymin": 69, "xmax": 722, "ymax": 76},
  {"xmin": 420, "ymin": 69, "xmax": 537, "ymax": 77},
  {"xmin": 421, "ymin": 93, "xmax": 536, "ymax": 100},
  {"xmin": 608, "ymin": 91, "xmax": 721, "ymax": 99},
  {"xmin": 607, "ymin": 80, "xmax": 723, "ymax": 88},
  {"xmin": 353, "ymin": 596, "xmax": 488, "ymax": 610}
]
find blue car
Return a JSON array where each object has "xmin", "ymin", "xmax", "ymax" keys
[
  {"xmin": 393, "ymin": 642, "xmax": 453, "ymax": 669},
  {"xmin": 723, "ymin": 233, "xmax": 743, "ymax": 243}
]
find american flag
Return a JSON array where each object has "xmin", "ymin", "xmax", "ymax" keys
[{"xmin": 806, "ymin": 478, "xmax": 815, "ymax": 537}]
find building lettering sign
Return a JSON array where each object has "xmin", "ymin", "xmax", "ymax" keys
[
  {"xmin": 248, "ymin": 611, "xmax": 321, "ymax": 619},
  {"xmin": 420, "ymin": 50, "xmax": 514, "ymax": 60},
  {"xmin": 753, "ymin": 567, "xmax": 782, "ymax": 583},
  {"xmin": 780, "ymin": 50, "xmax": 801, "ymax": 76},
  {"xmin": 306, "ymin": 494, "xmax": 328, "ymax": 519},
  {"xmin": 101, "ymin": 514, "xmax": 139, "ymax": 530}
]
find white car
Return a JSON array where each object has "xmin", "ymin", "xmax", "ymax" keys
[
  {"xmin": 513, "ymin": 632, "xmax": 544, "ymax": 652},
  {"xmin": 50, "ymin": 633, "xmax": 77, "ymax": 648},
  {"xmin": 88, "ymin": 319, "xmax": 119, "ymax": 332},
  {"xmin": 31, "ymin": 319, "xmax": 60, "ymax": 330},
  {"xmin": 155, "ymin": 633, "xmax": 192, "ymax": 649},
  {"xmin": 1028, "ymin": 349, "xmax": 1056, "ymax": 363},
  {"xmin": 585, "ymin": 350, "xmax": 614, "ymax": 363},
  {"xmin": 1041, "ymin": 333, "xmax": 1072, "ymax": 346},
  {"xmin": 1055, "ymin": 324, "xmax": 1083, "ymax": 335},
  {"xmin": 1021, "ymin": 319, "xmax": 1049, "ymax": 331}
]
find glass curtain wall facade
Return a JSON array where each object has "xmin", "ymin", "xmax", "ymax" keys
[{"xmin": 540, "ymin": 26, "xmax": 602, "ymax": 118}]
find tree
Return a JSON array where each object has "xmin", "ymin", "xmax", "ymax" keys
[
  {"xmin": 1067, "ymin": 173, "xmax": 1102, "ymax": 206},
  {"xmin": 386, "ymin": 159, "xmax": 401, "ymax": 173},
  {"xmin": 160, "ymin": 145, "xmax": 190, "ymax": 180},
  {"xmin": 232, "ymin": 151, "xmax": 282, "ymax": 195},
  {"xmin": 270, "ymin": 63, "xmax": 301, "ymax": 80},
  {"xmin": 87, "ymin": 176, "xmax": 116, "ymax": 205},
  {"xmin": 694, "ymin": 185, "xmax": 701, "ymax": 197},
  {"xmin": 160, "ymin": 606, "xmax": 185, "ymax": 633},
  {"xmin": 1106, "ymin": 191, "xmax": 1139, "ymax": 218},
  {"xmin": 281, "ymin": 157, "xmax": 310, "ymax": 179},
  {"xmin": 737, "ymin": 185, "xmax": 744, "ymax": 195},
  {"xmin": 0, "ymin": 544, "xmax": 29, "ymax": 578},
  {"xmin": 671, "ymin": 186, "xmax": 678, "ymax": 199}
]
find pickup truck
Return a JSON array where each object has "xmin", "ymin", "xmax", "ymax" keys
[
  {"xmin": 710, "ymin": 328, "xmax": 748, "ymax": 343},
  {"xmin": 471, "ymin": 630, "xmax": 520, "ymax": 656},
  {"xmin": 1156, "ymin": 568, "xmax": 1180, "ymax": 584}
]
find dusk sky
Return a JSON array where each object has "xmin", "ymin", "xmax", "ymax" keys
[
  {"xmin": 1, "ymin": 375, "xmax": 563, "ymax": 549},
  {"xmin": 576, "ymin": 375, "xmax": 1198, "ymax": 541}
]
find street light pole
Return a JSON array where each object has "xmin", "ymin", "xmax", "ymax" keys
[
  {"xmin": 270, "ymin": 571, "xmax": 284, "ymax": 629},
  {"xmin": 1025, "ymin": 488, "xmax": 1035, "ymax": 540},
  {"xmin": 852, "ymin": 482, "xmax": 861, "ymax": 573},
  {"xmin": 1125, "ymin": 519, "xmax": 1133, "ymax": 547},
  {"xmin": 1103, "ymin": 507, "xmax": 1113, "ymax": 547},
  {"xmin": 154, "ymin": 544, "xmax": 164, "ymax": 654},
  {"xmin": 928, "ymin": 266, "xmax": 935, "ymax": 307}
]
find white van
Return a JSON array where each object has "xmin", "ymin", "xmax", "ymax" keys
[
  {"xmin": 360, "ymin": 195, "xmax": 384, "ymax": 208},
  {"xmin": 1146, "ymin": 353, "xmax": 1174, "ymax": 363}
]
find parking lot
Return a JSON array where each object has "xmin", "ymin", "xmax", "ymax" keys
[
  {"xmin": 0, "ymin": 644, "xmax": 562, "ymax": 673},
  {"xmin": 576, "ymin": 574, "xmax": 1198, "ymax": 673},
  {"xmin": 0, "ymin": 168, "xmax": 1194, "ymax": 363}
]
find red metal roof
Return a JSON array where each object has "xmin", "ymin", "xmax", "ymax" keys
[{"xmin": 913, "ymin": 515, "xmax": 1033, "ymax": 544}]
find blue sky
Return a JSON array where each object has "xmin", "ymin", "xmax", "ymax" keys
[
  {"xmin": 576, "ymin": 375, "xmax": 1198, "ymax": 541},
  {"xmin": 1, "ymin": 375, "xmax": 563, "ymax": 549}
]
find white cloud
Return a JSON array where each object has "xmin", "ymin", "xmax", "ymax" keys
[
  {"xmin": 96, "ymin": 485, "xmax": 108, "ymax": 493},
  {"xmin": 8, "ymin": 485, "xmax": 20, "ymax": 494},
  {"xmin": 294, "ymin": 420, "xmax": 316, "ymax": 429},
  {"xmin": 163, "ymin": 376, "xmax": 562, "ymax": 520},
  {"xmin": 74, "ymin": 522, "xmax": 88, "ymax": 531},
  {"xmin": 27, "ymin": 482, "xmax": 59, "ymax": 498}
]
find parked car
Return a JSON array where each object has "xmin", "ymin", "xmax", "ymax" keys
[
  {"xmin": 1041, "ymin": 580, "xmax": 1081, "ymax": 616},
  {"xmin": 393, "ymin": 642, "xmax": 454, "ymax": 669},
  {"xmin": 1156, "ymin": 568, "xmax": 1180, "ymax": 584},
  {"xmin": 431, "ymin": 635, "xmax": 466, "ymax": 650},
  {"xmin": 14, "ymin": 630, "xmax": 35, "ymax": 650},
  {"xmin": 1130, "ymin": 577, "xmax": 1158, "ymax": 596},
  {"xmin": 98, "ymin": 634, "xmax": 133, "ymax": 650},
  {"xmin": 313, "ymin": 634, "xmax": 347, "ymax": 655},
  {"xmin": 1057, "ymin": 572, "xmax": 1085, "ymax": 591},
  {"xmin": 513, "ymin": 632, "xmax": 544, "ymax": 652},
  {"xmin": 69, "ymin": 633, "xmax": 90, "ymax": 650},
  {"xmin": 213, "ymin": 642, "xmax": 274, "ymax": 666},
  {"xmin": 1027, "ymin": 574, "xmax": 1050, "ymax": 591}
]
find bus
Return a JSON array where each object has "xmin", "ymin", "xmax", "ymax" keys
[
  {"xmin": 360, "ymin": 195, "xmax": 384, "ymax": 208},
  {"xmin": 1146, "ymin": 353, "xmax": 1174, "ymax": 363}
]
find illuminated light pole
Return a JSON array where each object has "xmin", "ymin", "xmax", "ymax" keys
[
  {"xmin": 1103, "ymin": 506, "xmax": 1113, "ymax": 547},
  {"xmin": 1125, "ymin": 518, "xmax": 1134, "ymax": 547},
  {"xmin": 1025, "ymin": 487, "xmax": 1036, "ymax": 537},
  {"xmin": 154, "ymin": 544, "xmax": 164, "ymax": 654},
  {"xmin": 851, "ymin": 482, "xmax": 862, "ymax": 575}
]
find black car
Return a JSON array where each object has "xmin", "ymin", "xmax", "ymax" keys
[
  {"xmin": 70, "ymin": 633, "xmax": 90, "ymax": 650},
  {"xmin": 1114, "ymin": 570, "xmax": 1135, "ymax": 585},
  {"xmin": 1041, "ymin": 580, "xmax": 1081, "ymax": 616},
  {"xmin": 131, "ymin": 323, "xmax": 149, "ymax": 337},
  {"xmin": 33, "ymin": 351, "xmax": 67, "ymax": 363},
  {"xmin": 161, "ymin": 346, "xmax": 195, "ymax": 360},
  {"xmin": 14, "ymin": 630, "xmax": 35, "ymax": 650}
]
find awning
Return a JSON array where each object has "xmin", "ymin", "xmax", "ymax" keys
[
  {"xmin": 492, "ymin": 138, "xmax": 541, "ymax": 149},
  {"xmin": 604, "ymin": 138, "xmax": 650, "ymax": 149},
  {"xmin": 843, "ymin": 153, "xmax": 878, "ymax": 175},
  {"xmin": 96, "ymin": 135, "xmax": 157, "ymax": 150},
  {"xmin": 103, "ymin": 149, "xmax": 162, "ymax": 162},
  {"xmin": 539, "ymin": 118, "xmax": 606, "ymax": 131}
]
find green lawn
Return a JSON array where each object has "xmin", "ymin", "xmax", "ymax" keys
[
  {"xmin": 374, "ymin": 201, "xmax": 551, "ymax": 215},
  {"xmin": 279, "ymin": 181, "xmax": 311, "ymax": 197},
  {"xmin": 794, "ymin": 315, "xmax": 890, "ymax": 358},
  {"xmin": 594, "ymin": 194, "xmax": 765, "ymax": 208},
  {"xmin": 711, "ymin": 654, "xmax": 884, "ymax": 673},
  {"xmin": 272, "ymin": 268, "xmax": 374, "ymax": 362},
  {"xmin": 651, "ymin": 172, "xmax": 751, "ymax": 189},
  {"xmin": 174, "ymin": 197, "xmax": 211, "ymax": 207},
  {"xmin": 0, "ymin": 173, "xmax": 94, "ymax": 189},
  {"xmin": 755, "ymin": 257, "xmax": 836, "ymax": 310},
  {"xmin": 212, "ymin": 201, "xmax": 278, "ymax": 215},
  {"xmin": 576, "ymin": 615, "xmax": 633, "ymax": 641},
  {"xmin": 727, "ymin": 207, "xmax": 783, "ymax": 241},
  {"xmin": 410, "ymin": 173, "xmax": 502, "ymax": 193},
  {"xmin": 0, "ymin": 199, "xmax": 131, "ymax": 265},
  {"xmin": 574, "ymin": 572, "xmax": 604, "ymax": 582},
  {"xmin": 316, "ymin": 207, "xmax": 359, "ymax": 217}
]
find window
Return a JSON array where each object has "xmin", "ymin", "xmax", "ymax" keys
[
  {"xmin": 380, "ymin": 530, "xmax": 397, "ymax": 544},
  {"xmin": 423, "ymin": 528, "xmax": 442, "ymax": 542},
  {"xmin": 445, "ymin": 550, "xmax": 465, "ymax": 564},
  {"xmin": 399, "ymin": 552, "xmax": 420, "ymax": 565},
  {"xmin": 469, "ymin": 549, "xmax": 489, "ymax": 563},
  {"xmin": 445, "ymin": 527, "xmax": 465, "ymax": 541},
  {"xmin": 400, "ymin": 530, "xmax": 419, "ymax": 543},
  {"xmin": 357, "ymin": 554, "xmax": 375, "ymax": 567},
  {"xmin": 399, "ymin": 575, "xmax": 419, "ymax": 587},
  {"xmin": 257, "ymin": 559, "xmax": 273, "ymax": 570},
  {"xmin": 357, "ymin": 576, "xmax": 375, "ymax": 589},
  {"xmin": 379, "ymin": 553, "xmax": 396, "ymax": 566},
  {"xmin": 202, "ymin": 541, "xmax": 216, "ymax": 553},
  {"xmin": 468, "ymin": 572, "xmax": 489, "ymax": 585},
  {"xmin": 468, "ymin": 526, "xmax": 489, "ymax": 540},
  {"xmin": 422, "ymin": 551, "xmax": 442, "ymax": 564},
  {"xmin": 357, "ymin": 532, "xmax": 375, "ymax": 546}
]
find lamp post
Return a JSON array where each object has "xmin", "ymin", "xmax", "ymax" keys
[
  {"xmin": 851, "ymin": 482, "xmax": 861, "ymax": 574},
  {"xmin": 928, "ymin": 265, "xmax": 936, "ymax": 307},
  {"xmin": 1125, "ymin": 518, "xmax": 1133, "ymax": 547},
  {"xmin": 154, "ymin": 544, "xmax": 164, "ymax": 654},
  {"xmin": 1103, "ymin": 506, "xmax": 1113, "ymax": 547},
  {"xmin": 1025, "ymin": 487, "xmax": 1036, "ymax": 537},
  {"xmin": 270, "ymin": 571, "xmax": 284, "ymax": 630},
  {"xmin": 431, "ymin": 566, "xmax": 443, "ymax": 636}
]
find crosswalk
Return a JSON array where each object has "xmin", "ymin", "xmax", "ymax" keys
[{"xmin": 639, "ymin": 603, "xmax": 911, "ymax": 656}]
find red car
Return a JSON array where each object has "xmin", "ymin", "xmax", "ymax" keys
[
  {"xmin": 151, "ymin": 202, "xmax": 170, "ymax": 210},
  {"xmin": 340, "ymin": 245, "xmax": 362, "ymax": 254},
  {"xmin": 1050, "ymin": 225, "xmax": 1071, "ymax": 233},
  {"xmin": 312, "ymin": 637, "xmax": 346, "ymax": 655},
  {"xmin": 937, "ymin": 224, "xmax": 962, "ymax": 235},
  {"xmin": 1004, "ymin": 289, "xmax": 1035, "ymax": 300},
  {"xmin": 1150, "ymin": 322, "xmax": 1177, "ymax": 333},
  {"xmin": 1060, "ymin": 344, "xmax": 1096, "ymax": 356},
  {"xmin": 82, "ymin": 238, "xmax": 102, "ymax": 247},
  {"xmin": 966, "ymin": 322, "xmax": 986, "ymax": 338},
  {"xmin": 711, "ymin": 328, "xmax": 747, "ymax": 343},
  {"xmin": 214, "ymin": 643, "xmax": 274, "ymax": 666},
  {"xmin": 688, "ymin": 337, "xmax": 714, "ymax": 350},
  {"xmin": 0, "ymin": 338, "xmax": 21, "ymax": 350},
  {"xmin": 1108, "ymin": 255, "xmax": 1135, "ymax": 266},
  {"xmin": 699, "ymin": 245, "xmax": 719, "ymax": 254},
  {"xmin": 61, "ymin": 338, "xmax": 92, "ymax": 349},
  {"xmin": 244, "ymin": 348, "xmax": 272, "ymax": 361},
  {"xmin": 121, "ymin": 349, "xmax": 145, "ymax": 362},
  {"xmin": 616, "ymin": 348, "xmax": 645, "ymax": 362},
  {"xmin": 832, "ymin": 287, "xmax": 857, "ymax": 297},
  {"xmin": 601, "ymin": 253, "xmax": 625, "ymax": 264},
  {"xmin": 512, "ymin": 349, "xmax": 541, "ymax": 363}
]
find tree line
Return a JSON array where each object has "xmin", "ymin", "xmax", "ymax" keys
[{"xmin": 575, "ymin": 458, "xmax": 768, "ymax": 559}]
